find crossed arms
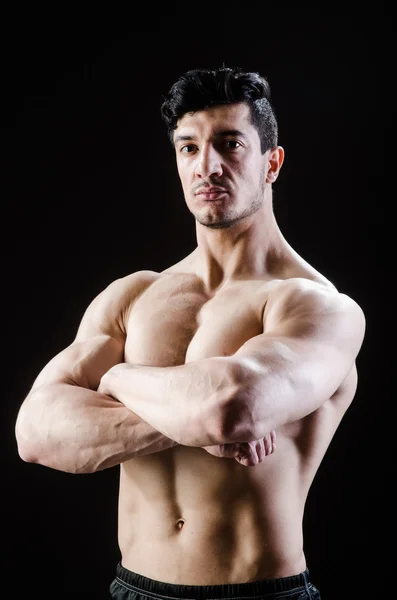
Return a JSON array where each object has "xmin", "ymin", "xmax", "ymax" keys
[
  {"xmin": 15, "ymin": 272, "xmax": 365, "ymax": 474},
  {"xmin": 97, "ymin": 277, "xmax": 365, "ymax": 445}
]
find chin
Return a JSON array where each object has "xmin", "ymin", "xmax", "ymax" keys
[{"xmin": 195, "ymin": 215, "xmax": 238, "ymax": 230}]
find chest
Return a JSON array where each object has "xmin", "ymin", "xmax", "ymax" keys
[{"xmin": 124, "ymin": 278, "xmax": 266, "ymax": 366}]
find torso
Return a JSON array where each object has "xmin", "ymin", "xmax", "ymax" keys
[{"xmin": 116, "ymin": 252, "xmax": 358, "ymax": 584}]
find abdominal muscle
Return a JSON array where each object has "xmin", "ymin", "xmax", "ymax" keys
[{"xmin": 117, "ymin": 430, "xmax": 310, "ymax": 585}]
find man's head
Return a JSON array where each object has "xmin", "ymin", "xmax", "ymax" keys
[
  {"xmin": 160, "ymin": 66, "xmax": 284, "ymax": 230},
  {"xmin": 160, "ymin": 66, "xmax": 278, "ymax": 154}
]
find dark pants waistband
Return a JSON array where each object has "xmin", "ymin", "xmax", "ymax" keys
[{"xmin": 115, "ymin": 562, "xmax": 313, "ymax": 599}]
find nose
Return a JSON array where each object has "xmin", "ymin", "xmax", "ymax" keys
[{"xmin": 195, "ymin": 145, "xmax": 223, "ymax": 179}]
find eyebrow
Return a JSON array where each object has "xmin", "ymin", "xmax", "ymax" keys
[{"xmin": 174, "ymin": 129, "xmax": 248, "ymax": 144}]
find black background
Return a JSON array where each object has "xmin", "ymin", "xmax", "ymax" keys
[{"xmin": 2, "ymin": 10, "xmax": 390, "ymax": 600}]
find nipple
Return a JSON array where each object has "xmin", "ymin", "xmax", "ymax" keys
[{"xmin": 176, "ymin": 518, "xmax": 185, "ymax": 531}]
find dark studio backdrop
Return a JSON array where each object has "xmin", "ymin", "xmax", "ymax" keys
[{"xmin": 2, "ymin": 14, "xmax": 390, "ymax": 600}]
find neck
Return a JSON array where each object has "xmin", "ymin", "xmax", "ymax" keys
[{"xmin": 192, "ymin": 202, "xmax": 290, "ymax": 292}]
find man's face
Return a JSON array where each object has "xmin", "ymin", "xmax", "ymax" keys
[{"xmin": 173, "ymin": 102, "xmax": 268, "ymax": 229}]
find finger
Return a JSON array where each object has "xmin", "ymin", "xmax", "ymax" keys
[
  {"xmin": 235, "ymin": 455, "xmax": 256, "ymax": 467},
  {"xmin": 270, "ymin": 430, "xmax": 276, "ymax": 452},
  {"xmin": 236, "ymin": 442, "xmax": 249, "ymax": 457},
  {"xmin": 264, "ymin": 432, "xmax": 275, "ymax": 455},
  {"xmin": 246, "ymin": 442, "xmax": 259, "ymax": 465},
  {"xmin": 236, "ymin": 442, "xmax": 255, "ymax": 466},
  {"xmin": 263, "ymin": 434, "xmax": 272, "ymax": 456},
  {"xmin": 233, "ymin": 442, "xmax": 245, "ymax": 458},
  {"xmin": 222, "ymin": 443, "xmax": 240, "ymax": 458},
  {"xmin": 256, "ymin": 439, "xmax": 265, "ymax": 462}
]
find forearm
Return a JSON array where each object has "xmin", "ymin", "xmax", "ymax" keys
[
  {"xmin": 99, "ymin": 358, "xmax": 239, "ymax": 446},
  {"xmin": 15, "ymin": 382, "xmax": 178, "ymax": 474}
]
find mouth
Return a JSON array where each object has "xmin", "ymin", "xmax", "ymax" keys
[{"xmin": 195, "ymin": 187, "xmax": 229, "ymax": 201}]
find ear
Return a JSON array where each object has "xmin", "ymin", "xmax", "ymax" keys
[{"xmin": 266, "ymin": 146, "xmax": 285, "ymax": 183}]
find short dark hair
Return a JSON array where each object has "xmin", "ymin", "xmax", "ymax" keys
[{"xmin": 160, "ymin": 66, "xmax": 278, "ymax": 154}]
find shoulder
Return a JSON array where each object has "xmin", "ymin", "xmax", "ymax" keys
[
  {"xmin": 267, "ymin": 276, "xmax": 360, "ymax": 311},
  {"xmin": 101, "ymin": 269, "xmax": 161, "ymax": 297},
  {"xmin": 88, "ymin": 270, "xmax": 160, "ymax": 311},
  {"xmin": 76, "ymin": 270, "xmax": 161, "ymax": 340},
  {"xmin": 265, "ymin": 276, "xmax": 366, "ymax": 344}
]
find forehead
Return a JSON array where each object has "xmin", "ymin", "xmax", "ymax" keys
[{"xmin": 174, "ymin": 102, "xmax": 254, "ymax": 140}]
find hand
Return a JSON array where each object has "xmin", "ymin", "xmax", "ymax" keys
[
  {"xmin": 97, "ymin": 371, "xmax": 111, "ymax": 396},
  {"xmin": 97, "ymin": 365, "xmax": 121, "ymax": 398},
  {"xmin": 203, "ymin": 430, "xmax": 276, "ymax": 467}
]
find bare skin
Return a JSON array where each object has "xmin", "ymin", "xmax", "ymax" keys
[{"xmin": 15, "ymin": 103, "xmax": 365, "ymax": 585}]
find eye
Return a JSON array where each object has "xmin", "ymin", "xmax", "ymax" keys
[
  {"xmin": 180, "ymin": 144, "xmax": 196, "ymax": 154},
  {"xmin": 225, "ymin": 140, "xmax": 241, "ymax": 150}
]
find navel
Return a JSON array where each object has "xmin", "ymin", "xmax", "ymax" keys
[{"xmin": 175, "ymin": 518, "xmax": 185, "ymax": 531}]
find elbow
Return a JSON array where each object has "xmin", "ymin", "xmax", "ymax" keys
[
  {"xmin": 15, "ymin": 402, "xmax": 87, "ymax": 474},
  {"xmin": 15, "ymin": 407, "xmax": 41, "ymax": 464},
  {"xmin": 16, "ymin": 436, "xmax": 36, "ymax": 464},
  {"xmin": 16, "ymin": 442, "xmax": 37, "ymax": 465},
  {"xmin": 15, "ymin": 427, "xmax": 95, "ymax": 474},
  {"xmin": 15, "ymin": 415, "xmax": 54, "ymax": 468},
  {"xmin": 15, "ymin": 392, "xmax": 98, "ymax": 475},
  {"xmin": 15, "ymin": 386, "xmax": 52, "ymax": 464},
  {"xmin": 17, "ymin": 446, "xmax": 42, "ymax": 466}
]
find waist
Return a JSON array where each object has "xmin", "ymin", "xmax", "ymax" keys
[
  {"xmin": 119, "ymin": 522, "xmax": 306, "ymax": 585},
  {"xmin": 113, "ymin": 562, "xmax": 313, "ymax": 597}
]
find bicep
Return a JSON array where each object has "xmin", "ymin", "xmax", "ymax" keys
[
  {"xmin": 29, "ymin": 271, "xmax": 159, "ymax": 393},
  {"xmin": 239, "ymin": 282, "xmax": 365, "ymax": 375},
  {"xmin": 29, "ymin": 279, "xmax": 131, "ymax": 392},
  {"xmin": 30, "ymin": 334, "xmax": 124, "ymax": 392},
  {"xmin": 27, "ymin": 270, "xmax": 160, "ymax": 396},
  {"xmin": 231, "ymin": 282, "xmax": 366, "ymax": 431}
]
